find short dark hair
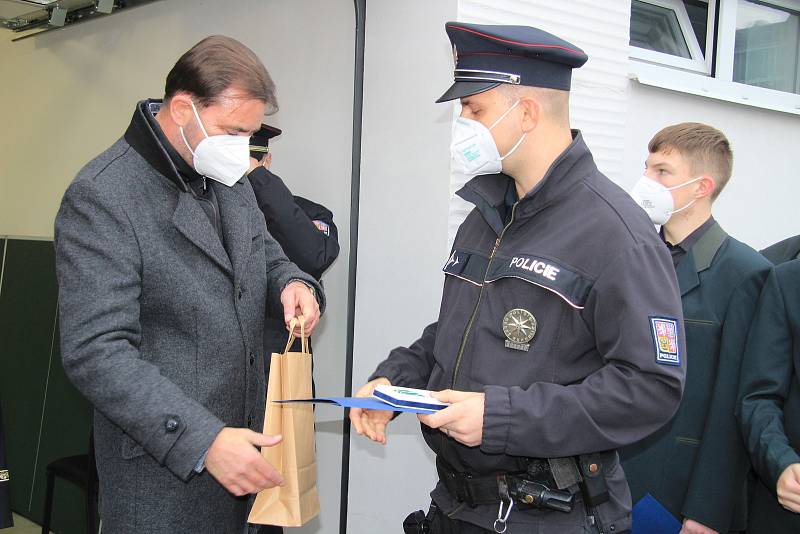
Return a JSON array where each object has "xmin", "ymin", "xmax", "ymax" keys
[
  {"xmin": 164, "ymin": 35, "xmax": 278, "ymax": 113},
  {"xmin": 649, "ymin": 122, "xmax": 733, "ymax": 199}
]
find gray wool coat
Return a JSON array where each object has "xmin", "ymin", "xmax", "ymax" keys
[{"xmin": 54, "ymin": 104, "xmax": 323, "ymax": 534}]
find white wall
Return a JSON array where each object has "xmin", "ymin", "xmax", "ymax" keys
[
  {"xmin": 0, "ymin": 1, "xmax": 355, "ymax": 532},
  {"xmin": 623, "ymin": 82, "xmax": 800, "ymax": 251},
  {"xmin": 346, "ymin": 1, "xmax": 458, "ymax": 532}
]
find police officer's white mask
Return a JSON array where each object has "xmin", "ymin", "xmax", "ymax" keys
[
  {"xmin": 630, "ymin": 175, "xmax": 702, "ymax": 225},
  {"xmin": 450, "ymin": 99, "xmax": 527, "ymax": 176},
  {"xmin": 179, "ymin": 100, "xmax": 251, "ymax": 187}
]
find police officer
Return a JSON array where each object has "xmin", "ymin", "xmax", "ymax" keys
[
  {"xmin": 350, "ymin": 22, "xmax": 686, "ymax": 534},
  {"xmin": 246, "ymin": 125, "xmax": 339, "ymax": 359},
  {"xmin": 737, "ymin": 260, "xmax": 800, "ymax": 533},
  {"xmin": 620, "ymin": 123, "xmax": 771, "ymax": 534}
]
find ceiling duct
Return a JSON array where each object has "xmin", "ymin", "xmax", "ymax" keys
[{"xmin": 0, "ymin": 0, "xmax": 161, "ymax": 40}]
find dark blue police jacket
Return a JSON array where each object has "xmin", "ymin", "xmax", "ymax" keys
[{"xmin": 621, "ymin": 222, "xmax": 770, "ymax": 532}]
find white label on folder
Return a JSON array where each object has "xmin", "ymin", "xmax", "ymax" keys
[{"xmin": 372, "ymin": 385, "xmax": 449, "ymax": 411}]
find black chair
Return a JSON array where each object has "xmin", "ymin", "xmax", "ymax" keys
[{"xmin": 40, "ymin": 432, "xmax": 98, "ymax": 534}]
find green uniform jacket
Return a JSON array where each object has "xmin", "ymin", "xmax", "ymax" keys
[
  {"xmin": 621, "ymin": 222, "xmax": 771, "ymax": 532},
  {"xmin": 760, "ymin": 235, "xmax": 800, "ymax": 265},
  {"xmin": 738, "ymin": 260, "xmax": 800, "ymax": 533}
]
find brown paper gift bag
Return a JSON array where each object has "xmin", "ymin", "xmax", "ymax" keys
[{"xmin": 248, "ymin": 317, "xmax": 320, "ymax": 527}]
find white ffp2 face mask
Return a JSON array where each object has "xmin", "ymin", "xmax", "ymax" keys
[
  {"xmin": 630, "ymin": 175, "xmax": 702, "ymax": 225},
  {"xmin": 450, "ymin": 99, "xmax": 527, "ymax": 176},
  {"xmin": 179, "ymin": 100, "xmax": 250, "ymax": 187}
]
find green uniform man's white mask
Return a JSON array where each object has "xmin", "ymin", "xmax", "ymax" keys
[{"xmin": 630, "ymin": 175, "xmax": 702, "ymax": 225}]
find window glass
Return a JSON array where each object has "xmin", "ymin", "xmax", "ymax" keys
[
  {"xmin": 684, "ymin": 0, "xmax": 710, "ymax": 55},
  {"xmin": 734, "ymin": 0, "xmax": 800, "ymax": 94},
  {"xmin": 631, "ymin": 0, "xmax": 693, "ymax": 58}
]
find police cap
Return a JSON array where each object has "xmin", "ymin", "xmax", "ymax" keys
[
  {"xmin": 436, "ymin": 22, "xmax": 588, "ymax": 103},
  {"xmin": 249, "ymin": 123, "xmax": 282, "ymax": 160}
]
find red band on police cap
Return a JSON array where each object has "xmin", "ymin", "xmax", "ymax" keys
[{"xmin": 448, "ymin": 25, "xmax": 585, "ymax": 56}]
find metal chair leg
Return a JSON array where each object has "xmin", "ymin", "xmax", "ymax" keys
[{"xmin": 40, "ymin": 468, "xmax": 55, "ymax": 534}]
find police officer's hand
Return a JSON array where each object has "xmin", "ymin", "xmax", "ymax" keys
[
  {"xmin": 281, "ymin": 281, "xmax": 320, "ymax": 336},
  {"xmin": 417, "ymin": 390, "xmax": 485, "ymax": 447},
  {"xmin": 205, "ymin": 428, "xmax": 285, "ymax": 497},
  {"xmin": 777, "ymin": 463, "xmax": 800, "ymax": 513},
  {"xmin": 680, "ymin": 519, "xmax": 718, "ymax": 534},
  {"xmin": 350, "ymin": 377, "xmax": 394, "ymax": 444},
  {"xmin": 247, "ymin": 153, "xmax": 272, "ymax": 173}
]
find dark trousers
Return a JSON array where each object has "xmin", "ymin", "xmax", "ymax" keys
[
  {"xmin": 252, "ymin": 525, "xmax": 282, "ymax": 533},
  {"xmin": 428, "ymin": 506, "xmax": 492, "ymax": 534}
]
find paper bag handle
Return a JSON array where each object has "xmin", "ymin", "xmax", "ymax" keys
[{"xmin": 283, "ymin": 315, "xmax": 310, "ymax": 354}]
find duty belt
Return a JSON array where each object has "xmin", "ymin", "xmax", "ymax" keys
[{"xmin": 436, "ymin": 457, "xmax": 576, "ymax": 513}]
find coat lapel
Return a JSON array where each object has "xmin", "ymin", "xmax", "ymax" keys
[
  {"xmin": 172, "ymin": 192, "xmax": 233, "ymax": 275},
  {"xmin": 676, "ymin": 251, "xmax": 700, "ymax": 296},
  {"xmin": 678, "ymin": 221, "xmax": 728, "ymax": 296},
  {"xmin": 213, "ymin": 180, "xmax": 253, "ymax": 285}
]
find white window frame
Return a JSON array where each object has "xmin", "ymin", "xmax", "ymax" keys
[
  {"xmin": 630, "ymin": 0, "xmax": 800, "ymax": 115},
  {"xmin": 630, "ymin": 0, "xmax": 716, "ymax": 74}
]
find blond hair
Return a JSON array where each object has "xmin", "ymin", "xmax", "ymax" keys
[{"xmin": 649, "ymin": 122, "xmax": 733, "ymax": 199}]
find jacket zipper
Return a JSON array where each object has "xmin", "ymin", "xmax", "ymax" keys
[{"xmin": 451, "ymin": 202, "xmax": 518, "ymax": 388}]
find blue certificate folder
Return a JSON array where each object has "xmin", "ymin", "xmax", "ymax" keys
[
  {"xmin": 274, "ymin": 397, "xmax": 439, "ymax": 414},
  {"xmin": 631, "ymin": 494, "xmax": 681, "ymax": 534}
]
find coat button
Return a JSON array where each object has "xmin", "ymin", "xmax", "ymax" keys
[
  {"xmin": 249, "ymin": 352, "xmax": 255, "ymax": 365},
  {"xmin": 238, "ymin": 288, "xmax": 243, "ymax": 300},
  {"xmin": 247, "ymin": 415, "xmax": 253, "ymax": 428},
  {"xmin": 165, "ymin": 417, "xmax": 179, "ymax": 432}
]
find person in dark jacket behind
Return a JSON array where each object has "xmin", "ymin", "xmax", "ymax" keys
[
  {"xmin": 246, "ymin": 125, "xmax": 339, "ymax": 358},
  {"xmin": 620, "ymin": 123, "xmax": 771, "ymax": 534},
  {"xmin": 737, "ymin": 260, "xmax": 800, "ymax": 533},
  {"xmin": 349, "ymin": 22, "xmax": 685, "ymax": 534},
  {"xmin": 245, "ymin": 127, "xmax": 338, "ymax": 534}
]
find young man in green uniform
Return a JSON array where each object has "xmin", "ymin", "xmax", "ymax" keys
[
  {"xmin": 621, "ymin": 123, "xmax": 771, "ymax": 534},
  {"xmin": 738, "ymin": 260, "xmax": 800, "ymax": 533}
]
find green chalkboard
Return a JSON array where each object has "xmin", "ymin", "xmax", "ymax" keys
[{"xmin": 0, "ymin": 239, "xmax": 91, "ymax": 533}]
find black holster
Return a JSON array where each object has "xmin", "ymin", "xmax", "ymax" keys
[
  {"xmin": 577, "ymin": 453, "xmax": 610, "ymax": 508},
  {"xmin": 403, "ymin": 504, "xmax": 436, "ymax": 534}
]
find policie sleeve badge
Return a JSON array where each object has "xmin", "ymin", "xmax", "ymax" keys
[
  {"xmin": 312, "ymin": 220, "xmax": 330, "ymax": 236},
  {"xmin": 649, "ymin": 317, "xmax": 680, "ymax": 366},
  {"xmin": 502, "ymin": 308, "xmax": 537, "ymax": 351}
]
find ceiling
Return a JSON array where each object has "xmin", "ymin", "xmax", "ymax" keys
[{"xmin": 0, "ymin": 0, "xmax": 160, "ymax": 40}]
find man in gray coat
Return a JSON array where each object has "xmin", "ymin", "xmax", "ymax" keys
[{"xmin": 54, "ymin": 36, "xmax": 323, "ymax": 533}]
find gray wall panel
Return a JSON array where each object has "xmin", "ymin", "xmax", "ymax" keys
[{"xmin": 347, "ymin": 2, "xmax": 459, "ymax": 532}]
